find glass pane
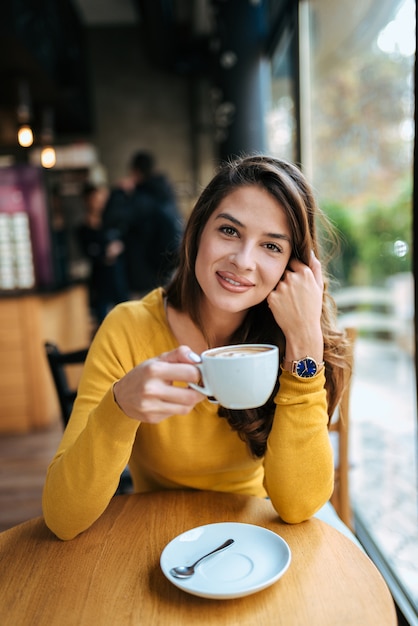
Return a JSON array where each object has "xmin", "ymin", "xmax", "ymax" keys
[
  {"xmin": 267, "ymin": 23, "xmax": 298, "ymax": 161},
  {"xmin": 303, "ymin": 0, "xmax": 416, "ymax": 611}
]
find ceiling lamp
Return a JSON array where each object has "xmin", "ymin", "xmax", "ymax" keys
[
  {"xmin": 17, "ymin": 125, "xmax": 34, "ymax": 148},
  {"xmin": 40, "ymin": 107, "xmax": 56, "ymax": 168},
  {"xmin": 41, "ymin": 146, "xmax": 56, "ymax": 168},
  {"xmin": 17, "ymin": 80, "xmax": 34, "ymax": 148}
]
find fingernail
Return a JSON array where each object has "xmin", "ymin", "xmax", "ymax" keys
[{"xmin": 188, "ymin": 351, "xmax": 202, "ymax": 363}]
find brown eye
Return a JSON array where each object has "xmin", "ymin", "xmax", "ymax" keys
[
  {"xmin": 219, "ymin": 225, "xmax": 239, "ymax": 237},
  {"xmin": 264, "ymin": 242, "xmax": 282, "ymax": 253}
]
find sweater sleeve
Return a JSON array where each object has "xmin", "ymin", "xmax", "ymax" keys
[
  {"xmin": 42, "ymin": 306, "xmax": 141, "ymax": 540},
  {"xmin": 263, "ymin": 370, "xmax": 334, "ymax": 523}
]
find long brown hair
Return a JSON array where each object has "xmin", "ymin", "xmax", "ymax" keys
[{"xmin": 165, "ymin": 155, "xmax": 350, "ymax": 457}]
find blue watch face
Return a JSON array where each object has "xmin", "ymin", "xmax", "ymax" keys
[{"xmin": 296, "ymin": 358, "xmax": 317, "ymax": 378}]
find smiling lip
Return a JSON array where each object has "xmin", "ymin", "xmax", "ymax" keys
[{"xmin": 216, "ymin": 271, "xmax": 254, "ymax": 292}]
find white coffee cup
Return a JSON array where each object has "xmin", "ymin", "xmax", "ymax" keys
[{"xmin": 189, "ymin": 343, "xmax": 279, "ymax": 409}]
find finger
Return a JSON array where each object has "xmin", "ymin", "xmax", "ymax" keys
[
  {"xmin": 145, "ymin": 359, "xmax": 201, "ymax": 385},
  {"xmin": 138, "ymin": 386, "xmax": 204, "ymax": 422},
  {"xmin": 158, "ymin": 345, "xmax": 201, "ymax": 364},
  {"xmin": 158, "ymin": 384, "xmax": 204, "ymax": 406},
  {"xmin": 309, "ymin": 251, "xmax": 324, "ymax": 289}
]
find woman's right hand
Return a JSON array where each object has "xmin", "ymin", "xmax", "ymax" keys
[{"xmin": 113, "ymin": 346, "xmax": 204, "ymax": 423}]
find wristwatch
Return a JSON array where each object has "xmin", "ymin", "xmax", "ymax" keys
[{"xmin": 281, "ymin": 356, "xmax": 324, "ymax": 378}]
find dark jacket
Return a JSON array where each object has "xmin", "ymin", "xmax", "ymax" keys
[
  {"xmin": 103, "ymin": 174, "xmax": 183, "ymax": 293},
  {"xmin": 76, "ymin": 223, "xmax": 129, "ymax": 322}
]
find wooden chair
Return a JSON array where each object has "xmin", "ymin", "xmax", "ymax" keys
[
  {"xmin": 45, "ymin": 342, "xmax": 89, "ymax": 428},
  {"xmin": 44, "ymin": 341, "xmax": 133, "ymax": 495},
  {"xmin": 329, "ymin": 327, "xmax": 357, "ymax": 530}
]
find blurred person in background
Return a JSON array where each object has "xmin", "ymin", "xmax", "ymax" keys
[
  {"xmin": 76, "ymin": 183, "xmax": 129, "ymax": 327},
  {"xmin": 103, "ymin": 151, "xmax": 183, "ymax": 298}
]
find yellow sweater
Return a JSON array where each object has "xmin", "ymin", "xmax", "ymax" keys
[{"xmin": 42, "ymin": 288, "xmax": 334, "ymax": 540}]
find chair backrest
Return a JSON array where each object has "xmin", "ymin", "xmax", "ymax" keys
[
  {"xmin": 329, "ymin": 327, "xmax": 357, "ymax": 530},
  {"xmin": 44, "ymin": 341, "xmax": 133, "ymax": 495},
  {"xmin": 44, "ymin": 342, "xmax": 89, "ymax": 428}
]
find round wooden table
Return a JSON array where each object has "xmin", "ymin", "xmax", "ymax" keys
[{"xmin": 0, "ymin": 490, "xmax": 396, "ymax": 625}]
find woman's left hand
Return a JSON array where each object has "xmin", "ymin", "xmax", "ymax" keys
[{"xmin": 267, "ymin": 252, "xmax": 324, "ymax": 362}]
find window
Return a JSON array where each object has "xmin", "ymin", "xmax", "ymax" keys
[
  {"xmin": 269, "ymin": 0, "xmax": 416, "ymax": 619},
  {"xmin": 267, "ymin": 16, "xmax": 298, "ymax": 162}
]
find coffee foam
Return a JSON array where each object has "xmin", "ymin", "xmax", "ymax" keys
[{"xmin": 207, "ymin": 346, "xmax": 271, "ymax": 358}]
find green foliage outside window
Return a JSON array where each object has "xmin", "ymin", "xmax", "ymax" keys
[{"xmin": 322, "ymin": 181, "xmax": 412, "ymax": 287}]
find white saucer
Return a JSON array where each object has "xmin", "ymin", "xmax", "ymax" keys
[{"xmin": 160, "ymin": 522, "xmax": 291, "ymax": 599}]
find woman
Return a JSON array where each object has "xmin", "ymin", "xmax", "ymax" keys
[{"xmin": 43, "ymin": 155, "xmax": 350, "ymax": 540}]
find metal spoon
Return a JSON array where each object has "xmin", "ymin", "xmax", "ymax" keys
[{"xmin": 169, "ymin": 538, "xmax": 234, "ymax": 578}]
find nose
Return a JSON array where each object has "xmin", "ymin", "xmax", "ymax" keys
[{"xmin": 229, "ymin": 243, "xmax": 256, "ymax": 271}]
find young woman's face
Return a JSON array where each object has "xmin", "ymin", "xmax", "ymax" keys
[{"xmin": 195, "ymin": 185, "xmax": 293, "ymax": 318}]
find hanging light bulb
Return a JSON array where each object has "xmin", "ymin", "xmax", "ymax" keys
[
  {"xmin": 16, "ymin": 79, "xmax": 34, "ymax": 148},
  {"xmin": 17, "ymin": 124, "xmax": 34, "ymax": 147},
  {"xmin": 40, "ymin": 107, "xmax": 56, "ymax": 168},
  {"xmin": 41, "ymin": 146, "xmax": 56, "ymax": 168}
]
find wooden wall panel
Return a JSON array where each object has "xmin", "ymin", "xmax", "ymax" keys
[{"xmin": 0, "ymin": 284, "xmax": 90, "ymax": 433}]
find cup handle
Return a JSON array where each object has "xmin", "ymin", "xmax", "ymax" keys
[{"xmin": 188, "ymin": 364, "xmax": 213, "ymax": 397}]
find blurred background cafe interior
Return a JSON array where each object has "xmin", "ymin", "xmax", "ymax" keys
[{"xmin": 0, "ymin": 0, "xmax": 416, "ymax": 623}]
